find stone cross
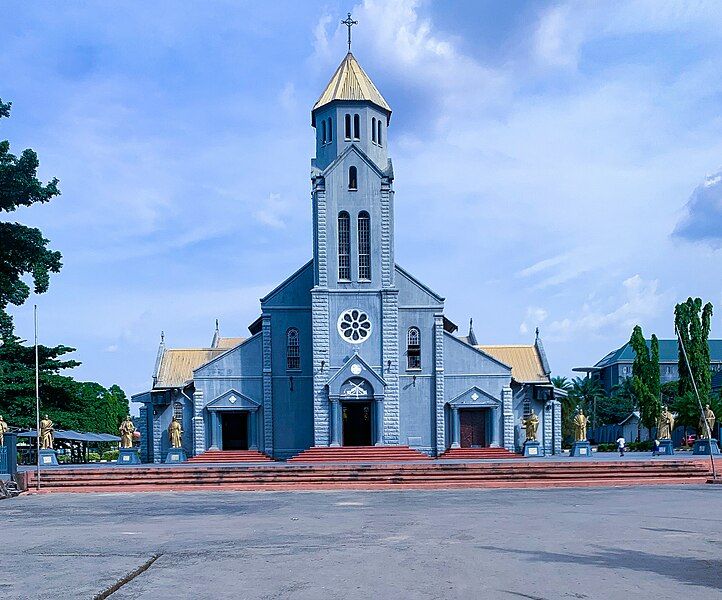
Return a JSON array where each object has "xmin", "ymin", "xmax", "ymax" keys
[{"xmin": 341, "ymin": 13, "xmax": 358, "ymax": 52}]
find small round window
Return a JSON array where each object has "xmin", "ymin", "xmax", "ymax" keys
[{"xmin": 337, "ymin": 309, "xmax": 372, "ymax": 343}]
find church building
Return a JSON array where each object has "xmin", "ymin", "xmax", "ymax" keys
[{"xmin": 133, "ymin": 49, "xmax": 562, "ymax": 461}]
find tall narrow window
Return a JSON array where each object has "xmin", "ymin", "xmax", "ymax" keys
[
  {"xmin": 358, "ymin": 211, "xmax": 371, "ymax": 280},
  {"xmin": 321, "ymin": 120, "xmax": 327, "ymax": 144},
  {"xmin": 344, "ymin": 114, "xmax": 351, "ymax": 139},
  {"xmin": 377, "ymin": 120, "xmax": 382, "ymax": 146},
  {"xmin": 372, "ymin": 117, "xmax": 377, "ymax": 143},
  {"xmin": 348, "ymin": 166, "xmax": 358, "ymax": 190},
  {"xmin": 327, "ymin": 117, "xmax": 332, "ymax": 142},
  {"xmin": 338, "ymin": 211, "xmax": 350, "ymax": 280},
  {"xmin": 286, "ymin": 328, "xmax": 300, "ymax": 370},
  {"xmin": 353, "ymin": 114, "xmax": 360, "ymax": 139},
  {"xmin": 173, "ymin": 402, "xmax": 184, "ymax": 422},
  {"xmin": 407, "ymin": 327, "xmax": 421, "ymax": 370}
]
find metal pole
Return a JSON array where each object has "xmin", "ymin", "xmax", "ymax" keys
[
  {"xmin": 35, "ymin": 305, "xmax": 41, "ymax": 491},
  {"xmin": 676, "ymin": 325, "xmax": 716, "ymax": 480}
]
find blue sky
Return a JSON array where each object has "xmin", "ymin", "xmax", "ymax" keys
[{"xmin": 2, "ymin": 0, "xmax": 722, "ymax": 404}]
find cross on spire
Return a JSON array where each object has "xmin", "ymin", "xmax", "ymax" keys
[{"xmin": 341, "ymin": 12, "xmax": 358, "ymax": 52}]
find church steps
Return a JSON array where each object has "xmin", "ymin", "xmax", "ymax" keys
[
  {"xmin": 440, "ymin": 448, "xmax": 521, "ymax": 459},
  {"xmin": 187, "ymin": 450, "xmax": 273, "ymax": 463},
  {"xmin": 20, "ymin": 460, "xmax": 711, "ymax": 492},
  {"xmin": 288, "ymin": 445, "xmax": 431, "ymax": 462}
]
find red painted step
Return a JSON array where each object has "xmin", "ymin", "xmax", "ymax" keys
[
  {"xmin": 19, "ymin": 459, "xmax": 712, "ymax": 493},
  {"xmin": 288, "ymin": 445, "xmax": 431, "ymax": 462},
  {"xmin": 440, "ymin": 447, "xmax": 521, "ymax": 459},
  {"xmin": 187, "ymin": 450, "xmax": 273, "ymax": 463}
]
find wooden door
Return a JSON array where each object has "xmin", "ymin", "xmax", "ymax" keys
[{"xmin": 460, "ymin": 409, "xmax": 486, "ymax": 448}]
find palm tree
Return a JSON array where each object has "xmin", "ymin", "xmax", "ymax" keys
[
  {"xmin": 571, "ymin": 376, "xmax": 606, "ymax": 429},
  {"xmin": 552, "ymin": 376, "xmax": 572, "ymax": 393}
]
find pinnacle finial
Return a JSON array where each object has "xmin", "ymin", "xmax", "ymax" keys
[
  {"xmin": 535, "ymin": 326, "xmax": 540, "ymax": 341},
  {"xmin": 341, "ymin": 12, "xmax": 358, "ymax": 52},
  {"xmin": 160, "ymin": 330, "xmax": 165, "ymax": 344},
  {"xmin": 215, "ymin": 318, "xmax": 219, "ymax": 333}
]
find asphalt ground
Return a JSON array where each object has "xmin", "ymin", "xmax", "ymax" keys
[{"xmin": 1, "ymin": 485, "xmax": 720, "ymax": 599}]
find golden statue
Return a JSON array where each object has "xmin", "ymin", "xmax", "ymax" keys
[
  {"xmin": 119, "ymin": 416, "xmax": 135, "ymax": 449},
  {"xmin": 40, "ymin": 415, "xmax": 54, "ymax": 450},
  {"xmin": 699, "ymin": 405, "xmax": 716, "ymax": 439},
  {"xmin": 522, "ymin": 409, "xmax": 539, "ymax": 441},
  {"xmin": 573, "ymin": 408, "xmax": 588, "ymax": 442},
  {"xmin": 657, "ymin": 405, "xmax": 675, "ymax": 440},
  {"xmin": 0, "ymin": 415, "xmax": 8, "ymax": 446},
  {"xmin": 168, "ymin": 416, "xmax": 183, "ymax": 449}
]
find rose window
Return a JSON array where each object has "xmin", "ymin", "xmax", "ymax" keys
[{"xmin": 337, "ymin": 309, "xmax": 372, "ymax": 343}]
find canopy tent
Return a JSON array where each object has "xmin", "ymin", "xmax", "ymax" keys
[{"xmin": 17, "ymin": 430, "xmax": 120, "ymax": 442}]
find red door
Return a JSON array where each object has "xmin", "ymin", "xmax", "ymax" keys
[{"xmin": 460, "ymin": 409, "xmax": 486, "ymax": 448}]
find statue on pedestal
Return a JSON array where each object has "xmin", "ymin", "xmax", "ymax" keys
[
  {"xmin": 40, "ymin": 415, "xmax": 54, "ymax": 450},
  {"xmin": 0, "ymin": 415, "xmax": 8, "ymax": 447},
  {"xmin": 168, "ymin": 416, "xmax": 183, "ymax": 449},
  {"xmin": 522, "ymin": 409, "xmax": 539, "ymax": 441},
  {"xmin": 657, "ymin": 405, "xmax": 675, "ymax": 440},
  {"xmin": 573, "ymin": 408, "xmax": 588, "ymax": 442},
  {"xmin": 119, "ymin": 416, "xmax": 135, "ymax": 449},
  {"xmin": 699, "ymin": 405, "xmax": 716, "ymax": 439}
]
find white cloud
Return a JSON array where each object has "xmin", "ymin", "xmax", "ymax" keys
[{"xmin": 519, "ymin": 306, "xmax": 548, "ymax": 335}]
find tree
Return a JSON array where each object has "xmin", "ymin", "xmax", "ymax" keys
[
  {"xmin": 629, "ymin": 326, "xmax": 660, "ymax": 437},
  {"xmin": 568, "ymin": 376, "xmax": 605, "ymax": 431},
  {"xmin": 551, "ymin": 376, "xmax": 572, "ymax": 393},
  {"xmin": 0, "ymin": 98, "xmax": 62, "ymax": 339},
  {"xmin": 0, "ymin": 334, "xmax": 128, "ymax": 432},
  {"xmin": 674, "ymin": 298, "xmax": 715, "ymax": 429},
  {"xmin": 600, "ymin": 377, "xmax": 636, "ymax": 426}
]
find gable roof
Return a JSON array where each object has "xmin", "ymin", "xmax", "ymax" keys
[
  {"xmin": 312, "ymin": 52, "xmax": 391, "ymax": 124},
  {"xmin": 154, "ymin": 348, "xmax": 229, "ymax": 389},
  {"xmin": 395, "ymin": 263, "xmax": 445, "ymax": 303},
  {"xmin": 593, "ymin": 339, "xmax": 722, "ymax": 368},
  {"xmin": 259, "ymin": 259, "xmax": 313, "ymax": 304},
  {"xmin": 475, "ymin": 345, "xmax": 550, "ymax": 384},
  {"xmin": 444, "ymin": 332, "xmax": 512, "ymax": 371},
  {"xmin": 214, "ymin": 337, "xmax": 245, "ymax": 349}
]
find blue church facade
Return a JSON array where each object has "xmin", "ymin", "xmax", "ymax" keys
[{"xmin": 133, "ymin": 52, "xmax": 562, "ymax": 461}]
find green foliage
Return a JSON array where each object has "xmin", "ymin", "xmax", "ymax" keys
[
  {"xmin": 674, "ymin": 297, "xmax": 715, "ymax": 428},
  {"xmin": 102, "ymin": 449, "xmax": 119, "ymax": 461},
  {"xmin": 551, "ymin": 376, "xmax": 572, "ymax": 392},
  {"xmin": 562, "ymin": 376, "xmax": 605, "ymax": 442},
  {"xmin": 627, "ymin": 440, "xmax": 654, "ymax": 452},
  {"xmin": 88, "ymin": 452, "xmax": 101, "ymax": 462},
  {"xmin": 597, "ymin": 383, "xmax": 635, "ymax": 426},
  {"xmin": 0, "ymin": 99, "xmax": 62, "ymax": 338},
  {"xmin": 0, "ymin": 335, "xmax": 128, "ymax": 432},
  {"xmin": 596, "ymin": 443, "xmax": 617, "ymax": 452},
  {"xmin": 629, "ymin": 326, "xmax": 660, "ymax": 433}
]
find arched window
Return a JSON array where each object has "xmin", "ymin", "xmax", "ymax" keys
[
  {"xmin": 173, "ymin": 402, "xmax": 184, "ymax": 422},
  {"xmin": 321, "ymin": 120, "xmax": 327, "ymax": 144},
  {"xmin": 372, "ymin": 117, "xmax": 377, "ymax": 143},
  {"xmin": 327, "ymin": 117, "xmax": 332, "ymax": 142},
  {"xmin": 338, "ymin": 211, "xmax": 350, "ymax": 280},
  {"xmin": 286, "ymin": 328, "xmax": 300, "ymax": 370},
  {"xmin": 358, "ymin": 211, "xmax": 371, "ymax": 280},
  {"xmin": 377, "ymin": 120, "xmax": 383, "ymax": 146},
  {"xmin": 348, "ymin": 166, "xmax": 358, "ymax": 190},
  {"xmin": 407, "ymin": 327, "xmax": 421, "ymax": 370},
  {"xmin": 344, "ymin": 114, "xmax": 351, "ymax": 140},
  {"xmin": 353, "ymin": 114, "xmax": 360, "ymax": 139}
]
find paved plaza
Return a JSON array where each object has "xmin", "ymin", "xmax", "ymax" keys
[{"xmin": 1, "ymin": 486, "xmax": 720, "ymax": 599}]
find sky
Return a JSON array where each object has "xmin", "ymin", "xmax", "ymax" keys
[{"xmin": 2, "ymin": 0, "xmax": 722, "ymax": 407}]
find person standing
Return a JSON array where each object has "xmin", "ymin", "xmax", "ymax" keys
[
  {"xmin": 616, "ymin": 435, "xmax": 626, "ymax": 457},
  {"xmin": 652, "ymin": 439, "xmax": 660, "ymax": 456}
]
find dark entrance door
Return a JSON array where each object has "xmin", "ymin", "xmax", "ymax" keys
[
  {"xmin": 460, "ymin": 409, "xmax": 486, "ymax": 448},
  {"xmin": 342, "ymin": 402, "xmax": 372, "ymax": 446},
  {"xmin": 221, "ymin": 412, "xmax": 248, "ymax": 450}
]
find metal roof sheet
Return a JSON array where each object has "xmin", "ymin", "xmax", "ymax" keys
[
  {"xmin": 313, "ymin": 52, "xmax": 391, "ymax": 120},
  {"xmin": 215, "ymin": 337, "xmax": 245, "ymax": 349},
  {"xmin": 155, "ymin": 348, "xmax": 228, "ymax": 388},
  {"xmin": 475, "ymin": 345, "xmax": 550, "ymax": 384}
]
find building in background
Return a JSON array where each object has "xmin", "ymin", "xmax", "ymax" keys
[{"xmin": 574, "ymin": 339, "xmax": 722, "ymax": 395}]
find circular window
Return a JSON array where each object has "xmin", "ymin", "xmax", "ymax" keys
[{"xmin": 337, "ymin": 309, "xmax": 372, "ymax": 343}]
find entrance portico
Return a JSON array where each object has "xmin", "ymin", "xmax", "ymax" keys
[
  {"xmin": 205, "ymin": 389, "xmax": 260, "ymax": 451},
  {"xmin": 448, "ymin": 387, "xmax": 502, "ymax": 449},
  {"xmin": 326, "ymin": 354, "xmax": 386, "ymax": 447}
]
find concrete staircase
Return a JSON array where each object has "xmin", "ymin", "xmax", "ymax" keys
[
  {"xmin": 19, "ymin": 459, "xmax": 712, "ymax": 494},
  {"xmin": 187, "ymin": 450, "xmax": 273, "ymax": 463},
  {"xmin": 440, "ymin": 447, "xmax": 521, "ymax": 460},
  {"xmin": 288, "ymin": 445, "xmax": 431, "ymax": 462}
]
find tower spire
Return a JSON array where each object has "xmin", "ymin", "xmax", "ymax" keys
[{"xmin": 341, "ymin": 12, "xmax": 358, "ymax": 52}]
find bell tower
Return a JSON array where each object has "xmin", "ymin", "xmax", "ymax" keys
[{"xmin": 309, "ymin": 20, "xmax": 400, "ymax": 448}]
